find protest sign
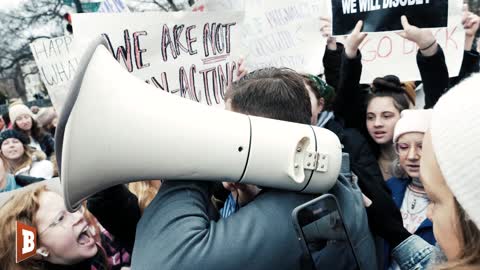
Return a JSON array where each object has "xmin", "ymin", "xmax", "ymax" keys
[
  {"xmin": 198, "ymin": 0, "xmax": 327, "ymax": 75},
  {"xmin": 321, "ymin": 0, "xmax": 464, "ymax": 82},
  {"xmin": 29, "ymin": 35, "xmax": 79, "ymax": 111},
  {"xmin": 73, "ymin": 12, "xmax": 244, "ymax": 107},
  {"xmin": 332, "ymin": 0, "xmax": 448, "ymax": 35},
  {"xmin": 98, "ymin": 0, "xmax": 130, "ymax": 13},
  {"xmin": 352, "ymin": 26, "xmax": 465, "ymax": 83}
]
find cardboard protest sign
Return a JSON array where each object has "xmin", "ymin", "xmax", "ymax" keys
[
  {"xmin": 199, "ymin": 0, "xmax": 327, "ymax": 75},
  {"xmin": 29, "ymin": 36, "xmax": 79, "ymax": 111},
  {"xmin": 332, "ymin": 0, "xmax": 448, "ymax": 35},
  {"xmin": 73, "ymin": 12, "xmax": 244, "ymax": 107}
]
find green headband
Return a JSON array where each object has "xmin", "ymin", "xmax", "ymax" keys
[{"xmin": 308, "ymin": 75, "xmax": 335, "ymax": 104}]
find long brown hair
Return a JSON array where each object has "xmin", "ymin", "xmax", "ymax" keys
[
  {"xmin": 0, "ymin": 185, "xmax": 103, "ymax": 270},
  {"xmin": 14, "ymin": 116, "xmax": 50, "ymax": 143},
  {"xmin": 437, "ymin": 199, "xmax": 480, "ymax": 269}
]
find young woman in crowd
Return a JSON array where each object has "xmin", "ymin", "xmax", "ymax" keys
[
  {"xmin": 36, "ymin": 107, "xmax": 59, "ymax": 137},
  {"xmin": 384, "ymin": 109, "xmax": 435, "ymax": 269},
  {"xmin": 9, "ymin": 103, "xmax": 55, "ymax": 158},
  {"xmin": 0, "ymin": 154, "xmax": 21, "ymax": 192},
  {"xmin": 382, "ymin": 74, "xmax": 480, "ymax": 270},
  {"xmin": 0, "ymin": 129, "xmax": 54, "ymax": 179},
  {"xmin": 336, "ymin": 17, "xmax": 441, "ymax": 180},
  {"xmin": 0, "ymin": 185, "xmax": 132, "ymax": 270}
]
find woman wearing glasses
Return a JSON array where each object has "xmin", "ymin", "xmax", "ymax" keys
[
  {"xmin": 0, "ymin": 185, "xmax": 131, "ymax": 270},
  {"xmin": 384, "ymin": 109, "xmax": 434, "ymax": 269}
]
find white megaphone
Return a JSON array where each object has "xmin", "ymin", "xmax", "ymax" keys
[{"xmin": 56, "ymin": 37, "xmax": 343, "ymax": 212}]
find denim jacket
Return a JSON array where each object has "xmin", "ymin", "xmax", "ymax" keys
[{"xmin": 392, "ymin": 235, "xmax": 436, "ymax": 270}]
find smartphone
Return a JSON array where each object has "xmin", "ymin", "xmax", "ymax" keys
[{"xmin": 292, "ymin": 194, "xmax": 361, "ymax": 270}]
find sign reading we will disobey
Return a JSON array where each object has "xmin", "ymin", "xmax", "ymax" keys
[{"xmin": 332, "ymin": 0, "xmax": 448, "ymax": 35}]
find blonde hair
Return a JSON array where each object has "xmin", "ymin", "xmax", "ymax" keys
[
  {"xmin": 49, "ymin": 153, "xmax": 59, "ymax": 177},
  {"xmin": 128, "ymin": 180, "xmax": 161, "ymax": 212},
  {"xmin": 437, "ymin": 200, "xmax": 480, "ymax": 269},
  {"xmin": 2, "ymin": 145, "xmax": 46, "ymax": 175},
  {"xmin": 0, "ymin": 185, "xmax": 102, "ymax": 270}
]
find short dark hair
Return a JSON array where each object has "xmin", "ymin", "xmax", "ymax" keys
[{"xmin": 226, "ymin": 68, "xmax": 312, "ymax": 124}]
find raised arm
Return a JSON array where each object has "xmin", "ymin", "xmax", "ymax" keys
[
  {"xmin": 321, "ymin": 17, "xmax": 344, "ymax": 90},
  {"xmin": 450, "ymin": 8, "xmax": 480, "ymax": 88},
  {"xmin": 333, "ymin": 21, "xmax": 369, "ymax": 130},
  {"xmin": 399, "ymin": 16, "xmax": 449, "ymax": 109}
]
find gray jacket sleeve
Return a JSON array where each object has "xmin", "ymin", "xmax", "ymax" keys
[{"xmin": 130, "ymin": 181, "xmax": 312, "ymax": 270}]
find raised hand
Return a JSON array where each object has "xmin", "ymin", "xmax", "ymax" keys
[
  {"xmin": 399, "ymin": 15, "xmax": 437, "ymax": 56},
  {"xmin": 345, "ymin": 20, "xmax": 368, "ymax": 59},
  {"xmin": 236, "ymin": 58, "xmax": 248, "ymax": 81},
  {"xmin": 320, "ymin": 17, "xmax": 337, "ymax": 50},
  {"xmin": 462, "ymin": 4, "xmax": 480, "ymax": 50}
]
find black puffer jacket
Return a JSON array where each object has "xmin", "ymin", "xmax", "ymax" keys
[
  {"xmin": 38, "ymin": 133, "xmax": 55, "ymax": 158},
  {"xmin": 87, "ymin": 185, "xmax": 141, "ymax": 253}
]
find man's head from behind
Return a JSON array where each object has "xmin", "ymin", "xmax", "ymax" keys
[{"xmin": 225, "ymin": 68, "xmax": 312, "ymax": 125}]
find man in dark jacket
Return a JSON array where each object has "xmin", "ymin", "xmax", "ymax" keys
[{"xmin": 130, "ymin": 68, "xmax": 378, "ymax": 270}]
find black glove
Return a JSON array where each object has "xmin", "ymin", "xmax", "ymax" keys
[
  {"xmin": 14, "ymin": 175, "xmax": 45, "ymax": 187},
  {"xmin": 87, "ymin": 185, "xmax": 141, "ymax": 252}
]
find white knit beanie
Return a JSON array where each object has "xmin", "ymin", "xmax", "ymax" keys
[
  {"xmin": 393, "ymin": 109, "xmax": 433, "ymax": 142},
  {"xmin": 430, "ymin": 74, "xmax": 480, "ymax": 230},
  {"xmin": 8, "ymin": 103, "xmax": 34, "ymax": 123}
]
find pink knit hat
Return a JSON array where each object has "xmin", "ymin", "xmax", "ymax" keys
[
  {"xmin": 8, "ymin": 103, "xmax": 34, "ymax": 123},
  {"xmin": 393, "ymin": 109, "xmax": 433, "ymax": 143}
]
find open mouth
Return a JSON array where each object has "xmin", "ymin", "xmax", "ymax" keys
[
  {"xmin": 77, "ymin": 225, "xmax": 96, "ymax": 246},
  {"xmin": 406, "ymin": 165, "xmax": 420, "ymax": 171},
  {"xmin": 373, "ymin": 131, "xmax": 386, "ymax": 139}
]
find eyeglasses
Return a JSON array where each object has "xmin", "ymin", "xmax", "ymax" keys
[
  {"xmin": 39, "ymin": 206, "xmax": 85, "ymax": 236},
  {"xmin": 394, "ymin": 142, "xmax": 423, "ymax": 156}
]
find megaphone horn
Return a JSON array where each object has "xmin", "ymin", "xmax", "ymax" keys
[{"xmin": 56, "ymin": 37, "xmax": 342, "ymax": 212}]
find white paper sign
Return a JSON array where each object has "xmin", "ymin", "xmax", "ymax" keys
[
  {"xmin": 29, "ymin": 35, "xmax": 79, "ymax": 111},
  {"xmin": 73, "ymin": 12, "xmax": 244, "ymax": 107},
  {"xmin": 198, "ymin": 0, "xmax": 327, "ymax": 75},
  {"xmin": 326, "ymin": 0, "xmax": 464, "ymax": 83},
  {"xmin": 354, "ymin": 26, "xmax": 465, "ymax": 83}
]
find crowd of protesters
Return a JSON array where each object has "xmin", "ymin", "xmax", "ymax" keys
[{"xmin": 0, "ymin": 6, "xmax": 479, "ymax": 270}]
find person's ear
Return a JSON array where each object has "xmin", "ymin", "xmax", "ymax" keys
[{"xmin": 318, "ymin": 97, "xmax": 325, "ymax": 112}]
